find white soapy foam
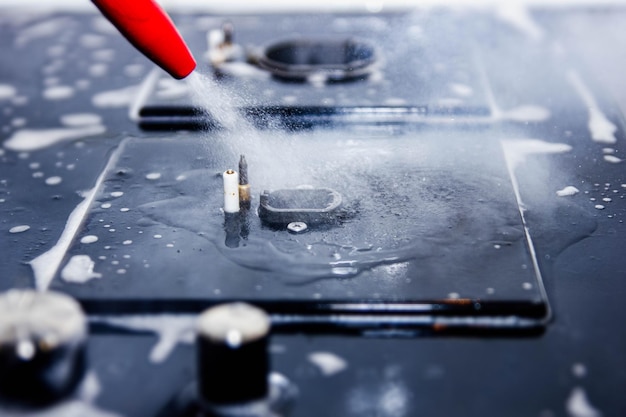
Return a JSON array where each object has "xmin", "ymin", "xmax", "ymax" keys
[
  {"xmin": 556, "ymin": 186, "xmax": 580, "ymax": 197},
  {"xmin": 88, "ymin": 64, "xmax": 108, "ymax": 78},
  {"xmin": 501, "ymin": 139, "xmax": 572, "ymax": 171},
  {"xmin": 60, "ymin": 113, "xmax": 102, "ymax": 127},
  {"xmin": 1, "ymin": 400, "xmax": 123, "ymax": 417},
  {"xmin": 495, "ymin": 3, "xmax": 544, "ymax": 41},
  {"xmin": 4, "ymin": 126, "xmax": 106, "ymax": 151},
  {"xmin": 566, "ymin": 387, "xmax": 601, "ymax": 417},
  {"xmin": 15, "ymin": 17, "xmax": 69, "ymax": 46},
  {"xmin": 219, "ymin": 62, "xmax": 270, "ymax": 79},
  {"xmin": 80, "ymin": 235, "xmax": 98, "ymax": 244},
  {"xmin": 0, "ymin": 84, "xmax": 17, "ymax": 101},
  {"xmin": 91, "ymin": 315, "xmax": 196, "ymax": 363},
  {"xmin": 61, "ymin": 255, "xmax": 102, "ymax": 283},
  {"xmin": 567, "ymin": 70, "xmax": 617, "ymax": 145},
  {"xmin": 43, "ymin": 86, "xmax": 75, "ymax": 100},
  {"xmin": 45, "ymin": 176, "xmax": 62, "ymax": 185},
  {"xmin": 123, "ymin": 64, "xmax": 144, "ymax": 77},
  {"xmin": 308, "ymin": 351, "xmax": 348, "ymax": 376},
  {"xmin": 449, "ymin": 83, "xmax": 473, "ymax": 97},
  {"xmin": 92, "ymin": 85, "xmax": 138, "ymax": 108},
  {"xmin": 501, "ymin": 105, "xmax": 551, "ymax": 122},
  {"xmin": 30, "ymin": 192, "xmax": 94, "ymax": 290},
  {"xmin": 9, "ymin": 225, "xmax": 30, "ymax": 233},
  {"xmin": 155, "ymin": 78, "xmax": 189, "ymax": 100},
  {"xmin": 437, "ymin": 98, "xmax": 464, "ymax": 107},
  {"xmin": 79, "ymin": 33, "xmax": 107, "ymax": 49},
  {"xmin": 383, "ymin": 98, "xmax": 408, "ymax": 106},
  {"xmin": 603, "ymin": 155, "xmax": 622, "ymax": 163},
  {"xmin": 30, "ymin": 146, "xmax": 122, "ymax": 291},
  {"xmin": 145, "ymin": 172, "xmax": 161, "ymax": 180}
]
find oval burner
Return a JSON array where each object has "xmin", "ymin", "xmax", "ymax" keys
[{"xmin": 255, "ymin": 37, "xmax": 376, "ymax": 82}]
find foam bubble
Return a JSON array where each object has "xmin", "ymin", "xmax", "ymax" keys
[
  {"xmin": 60, "ymin": 113, "xmax": 102, "ymax": 127},
  {"xmin": 308, "ymin": 351, "xmax": 348, "ymax": 376},
  {"xmin": 556, "ymin": 186, "xmax": 580, "ymax": 197},
  {"xmin": 4, "ymin": 126, "xmax": 106, "ymax": 151},
  {"xmin": 43, "ymin": 86, "xmax": 75, "ymax": 100},
  {"xmin": 81, "ymin": 235, "xmax": 99, "ymax": 244},
  {"xmin": 61, "ymin": 255, "xmax": 102, "ymax": 284},
  {"xmin": 45, "ymin": 176, "xmax": 62, "ymax": 185},
  {"xmin": 0, "ymin": 84, "xmax": 17, "ymax": 101},
  {"xmin": 9, "ymin": 225, "xmax": 30, "ymax": 234}
]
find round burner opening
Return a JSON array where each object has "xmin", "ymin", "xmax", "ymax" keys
[{"xmin": 256, "ymin": 37, "xmax": 376, "ymax": 82}]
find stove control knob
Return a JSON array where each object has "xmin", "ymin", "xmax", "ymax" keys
[
  {"xmin": 0, "ymin": 289, "xmax": 87, "ymax": 407},
  {"xmin": 196, "ymin": 302, "xmax": 270, "ymax": 406}
]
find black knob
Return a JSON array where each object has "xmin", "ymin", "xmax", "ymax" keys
[
  {"xmin": 0, "ymin": 289, "xmax": 87, "ymax": 407},
  {"xmin": 196, "ymin": 303, "xmax": 270, "ymax": 406}
]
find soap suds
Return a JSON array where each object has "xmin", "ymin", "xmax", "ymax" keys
[
  {"xmin": 501, "ymin": 139, "xmax": 572, "ymax": 171},
  {"xmin": 91, "ymin": 315, "xmax": 196, "ymax": 363},
  {"xmin": 15, "ymin": 18, "xmax": 70, "ymax": 46},
  {"xmin": 557, "ymin": 186, "xmax": 580, "ymax": 197},
  {"xmin": 603, "ymin": 155, "xmax": 622, "ymax": 164},
  {"xmin": 495, "ymin": 4, "xmax": 544, "ymax": 41},
  {"xmin": 80, "ymin": 235, "xmax": 99, "ymax": 244},
  {"xmin": 155, "ymin": 78, "xmax": 189, "ymax": 100},
  {"xmin": 61, "ymin": 255, "xmax": 102, "ymax": 284},
  {"xmin": 43, "ymin": 86, "xmax": 75, "ymax": 101},
  {"xmin": 566, "ymin": 387, "xmax": 601, "ymax": 417},
  {"xmin": 501, "ymin": 105, "xmax": 551, "ymax": 122},
  {"xmin": 308, "ymin": 351, "xmax": 348, "ymax": 376},
  {"xmin": 60, "ymin": 113, "xmax": 102, "ymax": 127},
  {"xmin": 92, "ymin": 85, "xmax": 138, "ymax": 108},
  {"xmin": 0, "ymin": 84, "xmax": 17, "ymax": 101},
  {"xmin": 45, "ymin": 176, "xmax": 62, "ymax": 185},
  {"xmin": 30, "ymin": 146, "xmax": 123, "ymax": 291},
  {"xmin": 145, "ymin": 172, "xmax": 161, "ymax": 180},
  {"xmin": 567, "ymin": 70, "xmax": 617, "ymax": 145},
  {"xmin": 449, "ymin": 83, "xmax": 473, "ymax": 97},
  {"xmin": 4, "ymin": 126, "xmax": 106, "ymax": 152},
  {"xmin": 9, "ymin": 225, "xmax": 30, "ymax": 234}
]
